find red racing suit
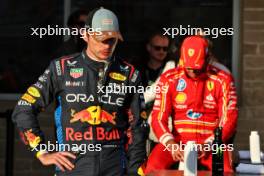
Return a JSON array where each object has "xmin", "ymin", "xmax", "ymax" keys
[{"xmin": 145, "ymin": 61, "xmax": 238, "ymax": 173}]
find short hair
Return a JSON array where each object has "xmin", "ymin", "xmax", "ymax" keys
[{"xmin": 147, "ymin": 30, "xmax": 169, "ymax": 44}]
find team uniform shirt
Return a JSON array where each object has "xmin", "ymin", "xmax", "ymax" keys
[{"xmin": 12, "ymin": 51, "xmax": 148, "ymax": 176}]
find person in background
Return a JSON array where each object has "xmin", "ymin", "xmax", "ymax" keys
[
  {"xmin": 54, "ymin": 9, "xmax": 88, "ymax": 57},
  {"xmin": 139, "ymin": 31, "xmax": 178, "ymax": 154}
]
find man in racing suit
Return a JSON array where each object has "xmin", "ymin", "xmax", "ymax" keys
[
  {"xmin": 12, "ymin": 7, "xmax": 148, "ymax": 176},
  {"xmin": 145, "ymin": 36, "xmax": 238, "ymax": 173}
]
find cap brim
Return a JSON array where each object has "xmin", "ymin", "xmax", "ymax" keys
[{"xmin": 93, "ymin": 31, "xmax": 123, "ymax": 42}]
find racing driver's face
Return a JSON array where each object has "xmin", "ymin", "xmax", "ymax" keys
[
  {"xmin": 185, "ymin": 68, "xmax": 203, "ymax": 78},
  {"xmin": 85, "ymin": 34, "xmax": 118, "ymax": 60}
]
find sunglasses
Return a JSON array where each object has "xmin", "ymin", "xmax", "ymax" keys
[{"xmin": 150, "ymin": 44, "xmax": 169, "ymax": 52}]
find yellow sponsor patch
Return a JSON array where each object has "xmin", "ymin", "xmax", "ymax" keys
[
  {"xmin": 27, "ymin": 87, "xmax": 40, "ymax": 98},
  {"xmin": 22, "ymin": 93, "xmax": 36, "ymax": 104},
  {"xmin": 109, "ymin": 72, "xmax": 127, "ymax": 81},
  {"xmin": 176, "ymin": 92, "xmax": 187, "ymax": 104},
  {"xmin": 207, "ymin": 81, "xmax": 214, "ymax": 91}
]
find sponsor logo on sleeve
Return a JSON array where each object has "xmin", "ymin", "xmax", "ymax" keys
[
  {"xmin": 44, "ymin": 69, "xmax": 50, "ymax": 75},
  {"xmin": 34, "ymin": 82, "xmax": 43, "ymax": 89},
  {"xmin": 38, "ymin": 75, "xmax": 47, "ymax": 82},
  {"xmin": 27, "ymin": 87, "xmax": 41, "ymax": 98},
  {"xmin": 21, "ymin": 93, "xmax": 36, "ymax": 104},
  {"xmin": 18, "ymin": 100, "xmax": 32, "ymax": 106},
  {"xmin": 24, "ymin": 129, "xmax": 41, "ymax": 148},
  {"xmin": 55, "ymin": 61, "xmax": 62, "ymax": 76}
]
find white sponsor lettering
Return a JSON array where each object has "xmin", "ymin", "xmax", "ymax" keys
[
  {"xmin": 18, "ymin": 100, "xmax": 32, "ymax": 106},
  {"xmin": 66, "ymin": 94, "xmax": 94, "ymax": 103},
  {"xmin": 65, "ymin": 81, "xmax": 85, "ymax": 87},
  {"xmin": 38, "ymin": 75, "xmax": 47, "ymax": 82},
  {"xmin": 34, "ymin": 82, "xmax": 43, "ymax": 89},
  {"xmin": 175, "ymin": 104, "xmax": 187, "ymax": 109},
  {"xmin": 55, "ymin": 61, "xmax": 62, "ymax": 75},
  {"xmin": 204, "ymin": 104, "xmax": 215, "ymax": 109},
  {"xmin": 99, "ymin": 95, "xmax": 124, "ymax": 107}
]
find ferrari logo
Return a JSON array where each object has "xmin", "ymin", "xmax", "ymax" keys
[
  {"xmin": 207, "ymin": 81, "xmax": 214, "ymax": 91},
  {"xmin": 188, "ymin": 48, "xmax": 195, "ymax": 57}
]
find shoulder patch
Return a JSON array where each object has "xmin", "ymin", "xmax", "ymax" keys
[{"xmin": 54, "ymin": 53, "xmax": 80, "ymax": 76}]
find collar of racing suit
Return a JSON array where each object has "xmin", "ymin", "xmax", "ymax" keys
[
  {"xmin": 183, "ymin": 67, "xmax": 209, "ymax": 112},
  {"xmin": 184, "ymin": 68, "xmax": 208, "ymax": 81},
  {"xmin": 81, "ymin": 50, "xmax": 111, "ymax": 70}
]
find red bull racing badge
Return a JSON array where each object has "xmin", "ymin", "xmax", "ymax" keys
[
  {"xmin": 70, "ymin": 106, "xmax": 117, "ymax": 125},
  {"xmin": 24, "ymin": 129, "xmax": 41, "ymax": 148}
]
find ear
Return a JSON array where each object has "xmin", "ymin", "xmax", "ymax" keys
[{"xmin": 81, "ymin": 31, "xmax": 89, "ymax": 43}]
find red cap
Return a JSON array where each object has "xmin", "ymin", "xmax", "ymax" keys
[{"xmin": 180, "ymin": 36, "xmax": 208, "ymax": 69}]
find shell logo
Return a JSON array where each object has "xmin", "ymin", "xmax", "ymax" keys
[{"xmin": 176, "ymin": 92, "xmax": 187, "ymax": 104}]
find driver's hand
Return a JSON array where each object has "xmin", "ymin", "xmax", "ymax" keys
[
  {"xmin": 38, "ymin": 152, "xmax": 76, "ymax": 172},
  {"xmin": 166, "ymin": 140, "xmax": 184, "ymax": 162}
]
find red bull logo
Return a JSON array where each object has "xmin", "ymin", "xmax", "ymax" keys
[
  {"xmin": 24, "ymin": 129, "xmax": 41, "ymax": 148},
  {"xmin": 66, "ymin": 127, "xmax": 120, "ymax": 141},
  {"xmin": 70, "ymin": 106, "xmax": 116, "ymax": 125}
]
